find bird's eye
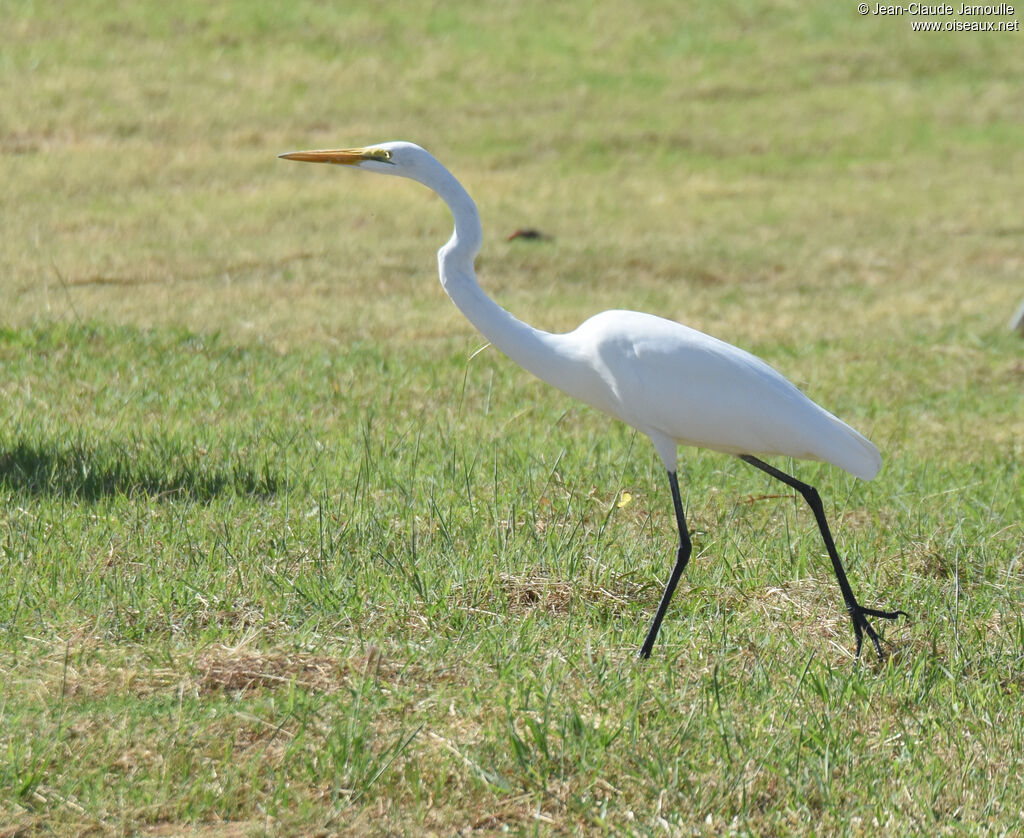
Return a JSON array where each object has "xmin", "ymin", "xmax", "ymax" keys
[{"xmin": 365, "ymin": 148, "xmax": 393, "ymax": 163}]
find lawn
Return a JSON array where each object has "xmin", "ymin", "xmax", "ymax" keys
[{"xmin": 1, "ymin": 1, "xmax": 1022, "ymax": 834}]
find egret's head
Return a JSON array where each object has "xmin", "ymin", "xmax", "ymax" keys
[{"xmin": 278, "ymin": 141, "xmax": 427, "ymax": 178}]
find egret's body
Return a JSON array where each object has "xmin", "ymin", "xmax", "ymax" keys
[
  {"xmin": 517, "ymin": 309, "xmax": 882, "ymax": 480},
  {"xmin": 281, "ymin": 141, "xmax": 905, "ymax": 658}
]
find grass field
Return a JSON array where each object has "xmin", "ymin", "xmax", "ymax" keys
[{"xmin": 2, "ymin": 1, "xmax": 1023, "ymax": 834}]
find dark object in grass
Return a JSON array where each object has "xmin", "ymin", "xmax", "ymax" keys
[{"xmin": 506, "ymin": 228, "xmax": 552, "ymax": 242}]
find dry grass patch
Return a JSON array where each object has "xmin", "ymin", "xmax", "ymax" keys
[
  {"xmin": 450, "ymin": 570, "xmax": 648, "ymax": 621},
  {"xmin": 138, "ymin": 822, "xmax": 277, "ymax": 838},
  {"xmin": 497, "ymin": 572, "xmax": 573, "ymax": 616},
  {"xmin": 193, "ymin": 648, "xmax": 345, "ymax": 695}
]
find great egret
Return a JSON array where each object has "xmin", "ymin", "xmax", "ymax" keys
[{"xmin": 280, "ymin": 141, "xmax": 906, "ymax": 659}]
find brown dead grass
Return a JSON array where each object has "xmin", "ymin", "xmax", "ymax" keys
[
  {"xmin": 497, "ymin": 572, "xmax": 573, "ymax": 615},
  {"xmin": 0, "ymin": 818, "xmax": 286, "ymax": 838},
  {"xmin": 453, "ymin": 571, "xmax": 647, "ymax": 622},
  {"xmin": 137, "ymin": 821, "xmax": 289, "ymax": 837},
  {"xmin": 193, "ymin": 649, "xmax": 344, "ymax": 695},
  {"xmin": 3, "ymin": 639, "xmax": 416, "ymax": 711}
]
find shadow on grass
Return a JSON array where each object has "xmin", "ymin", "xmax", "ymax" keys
[{"xmin": 0, "ymin": 438, "xmax": 281, "ymax": 502}]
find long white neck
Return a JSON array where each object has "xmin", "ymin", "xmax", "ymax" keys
[{"xmin": 412, "ymin": 158, "xmax": 578, "ymax": 392}]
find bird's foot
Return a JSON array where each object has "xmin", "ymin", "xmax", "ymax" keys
[{"xmin": 850, "ymin": 602, "xmax": 908, "ymax": 659}]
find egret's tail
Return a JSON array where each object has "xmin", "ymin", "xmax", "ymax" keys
[{"xmin": 822, "ymin": 417, "xmax": 882, "ymax": 481}]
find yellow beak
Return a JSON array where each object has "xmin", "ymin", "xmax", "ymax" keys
[{"xmin": 278, "ymin": 148, "xmax": 369, "ymax": 165}]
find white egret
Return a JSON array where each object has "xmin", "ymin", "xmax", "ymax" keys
[{"xmin": 280, "ymin": 142, "xmax": 906, "ymax": 659}]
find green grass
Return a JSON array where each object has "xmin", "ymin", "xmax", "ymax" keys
[{"xmin": 2, "ymin": 1, "xmax": 1023, "ymax": 834}]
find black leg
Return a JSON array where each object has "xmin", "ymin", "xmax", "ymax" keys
[
  {"xmin": 739, "ymin": 455, "xmax": 907, "ymax": 658},
  {"xmin": 638, "ymin": 470, "xmax": 692, "ymax": 659}
]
